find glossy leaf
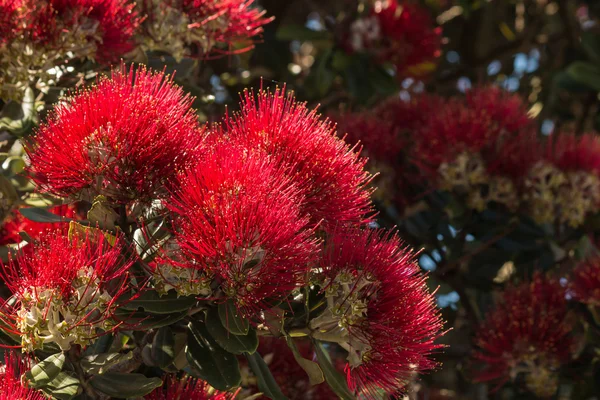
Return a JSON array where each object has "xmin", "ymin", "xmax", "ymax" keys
[
  {"xmin": 245, "ymin": 351, "xmax": 289, "ymax": 400},
  {"xmin": 152, "ymin": 326, "xmax": 176, "ymax": 368},
  {"xmin": 19, "ymin": 207, "xmax": 72, "ymax": 223},
  {"xmin": 185, "ymin": 321, "xmax": 242, "ymax": 391},
  {"xmin": 205, "ymin": 307, "xmax": 258, "ymax": 355},
  {"xmin": 89, "ymin": 372, "xmax": 162, "ymax": 397},
  {"xmin": 24, "ymin": 353, "xmax": 65, "ymax": 389},
  {"xmin": 119, "ymin": 290, "xmax": 197, "ymax": 314},
  {"xmin": 40, "ymin": 372, "xmax": 80, "ymax": 400},
  {"xmin": 81, "ymin": 352, "xmax": 133, "ymax": 375},
  {"xmin": 285, "ymin": 336, "xmax": 324, "ymax": 385},
  {"xmin": 218, "ymin": 299, "xmax": 249, "ymax": 335},
  {"xmin": 313, "ymin": 341, "xmax": 355, "ymax": 400}
]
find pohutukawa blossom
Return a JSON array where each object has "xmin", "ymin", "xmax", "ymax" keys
[
  {"xmin": 165, "ymin": 144, "xmax": 318, "ymax": 316},
  {"xmin": 27, "ymin": 64, "xmax": 206, "ymax": 204},
  {"xmin": 0, "ymin": 0, "xmax": 18, "ymax": 46},
  {"xmin": 524, "ymin": 133, "xmax": 600, "ymax": 226},
  {"xmin": 0, "ymin": 0, "xmax": 141, "ymax": 100},
  {"xmin": 309, "ymin": 228, "xmax": 443, "ymax": 398},
  {"xmin": 0, "ymin": 205, "xmax": 79, "ymax": 246},
  {"xmin": 0, "ymin": 352, "xmax": 44, "ymax": 400},
  {"xmin": 471, "ymin": 273, "xmax": 576, "ymax": 397},
  {"xmin": 145, "ymin": 375, "xmax": 236, "ymax": 400},
  {"xmin": 349, "ymin": 0, "xmax": 442, "ymax": 78},
  {"xmin": 413, "ymin": 87, "xmax": 535, "ymax": 211},
  {"xmin": 138, "ymin": 0, "xmax": 273, "ymax": 61},
  {"xmin": 571, "ymin": 257, "xmax": 600, "ymax": 306},
  {"xmin": 224, "ymin": 88, "xmax": 374, "ymax": 230},
  {"xmin": 0, "ymin": 230, "xmax": 132, "ymax": 352}
]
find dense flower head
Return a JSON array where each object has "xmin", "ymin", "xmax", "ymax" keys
[
  {"xmin": 309, "ymin": 228, "xmax": 443, "ymax": 398},
  {"xmin": 0, "ymin": 204, "xmax": 79, "ymax": 246},
  {"xmin": 0, "ymin": 352, "xmax": 44, "ymax": 400},
  {"xmin": 0, "ymin": 230, "xmax": 132, "ymax": 352},
  {"xmin": 0, "ymin": 0, "xmax": 141, "ymax": 100},
  {"xmin": 0, "ymin": 0, "xmax": 18, "ymax": 45},
  {"xmin": 242, "ymin": 338, "xmax": 337, "ymax": 400},
  {"xmin": 138, "ymin": 0, "xmax": 272, "ymax": 61},
  {"xmin": 524, "ymin": 133, "xmax": 600, "ymax": 226},
  {"xmin": 571, "ymin": 257, "xmax": 600, "ymax": 306},
  {"xmin": 164, "ymin": 143, "xmax": 318, "ymax": 316},
  {"xmin": 471, "ymin": 273, "xmax": 576, "ymax": 397},
  {"xmin": 146, "ymin": 375, "xmax": 236, "ymax": 400},
  {"xmin": 223, "ymin": 88, "xmax": 374, "ymax": 230},
  {"xmin": 349, "ymin": 0, "xmax": 442, "ymax": 77},
  {"xmin": 27, "ymin": 64, "xmax": 206, "ymax": 204}
]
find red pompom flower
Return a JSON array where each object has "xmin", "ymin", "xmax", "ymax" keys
[
  {"xmin": 0, "ymin": 230, "xmax": 132, "ymax": 352},
  {"xmin": 0, "ymin": 352, "xmax": 44, "ymax": 400},
  {"xmin": 139, "ymin": 0, "xmax": 272, "ymax": 60},
  {"xmin": 163, "ymin": 143, "xmax": 318, "ymax": 316},
  {"xmin": 310, "ymin": 228, "xmax": 443, "ymax": 398},
  {"xmin": 223, "ymin": 88, "xmax": 374, "ymax": 230},
  {"xmin": 27, "ymin": 64, "xmax": 206, "ymax": 204},
  {"xmin": 571, "ymin": 257, "xmax": 600, "ymax": 306},
  {"xmin": 471, "ymin": 273, "xmax": 576, "ymax": 397}
]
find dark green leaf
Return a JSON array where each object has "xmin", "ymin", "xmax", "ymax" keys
[
  {"xmin": 275, "ymin": 24, "xmax": 332, "ymax": 42},
  {"xmin": 245, "ymin": 352, "xmax": 289, "ymax": 400},
  {"xmin": 152, "ymin": 326, "xmax": 176, "ymax": 368},
  {"xmin": 19, "ymin": 207, "xmax": 73, "ymax": 223},
  {"xmin": 24, "ymin": 353, "xmax": 65, "ymax": 389},
  {"xmin": 40, "ymin": 372, "xmax": 80, "ymax": 400},
  {"xmin": 186, "ymin": 321, "xmax": 242, "ymax": 391},
  {"xmin": 113, "ymin": 308, "xmax": 188, "ymax": 330},
  {"xmin": 218, "ymin": 299, "xmax": 249, "ymax": 335},
  {"xmin": 313, "ymin": 341, "xmax": 355, "ymax": 400},
  {"xmin": 566, "ymin": 61, "xmax": 600, "ymax": 92},
  {"xmin": 89, "ymin": 372, "xmax": 162, "ymax": 397},
  {"xmin": 285, "ymin": 336, "xmax": 324, "ymax": 385},
  {"xmin": 119, "ymin": 290, "xmax": 197, "ymax": 314},
  {"xmin": 81, "ymin": 352, "xmax": 133, "ymax": 375},
  {"xmin": 205, "ymin": 307, "xmax": 258, "ymax": 355}
]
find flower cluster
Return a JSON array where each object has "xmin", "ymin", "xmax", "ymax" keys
[
  {"xmin": 0, "ymin": 230, "xmax": 131, "ymax": 352},
  {"xmin": 138, "ymin": 0, "xmax": 272, "ymax": 61},
  {"xmin": 0, "ymin": 0, "xmax": 141, "ymax": 100},
  {"xmin": 471, "ymin": 274, "xmax": 576, "ymax": 397},
  {"xmin": 310, "ymin": 228, "xmax": 443, "ymax": 397},
  {"xmin": 0, "ymin": 352, "xmax": 44, "ymax": 400},
  {"xmin": 348, "ymin": 0, "xmax": 442, "ymax": 77},
  {"xmin": 570, "ymin": 256, "xmax": 600, "ymax": 306},
  {"xmin": 20, "ymin": 64, "xmax": 443, "ymax": 397},
  {"xmin": 27, "ymin": 64, "xmax": 206, "ymax": 205},
  {"xmin": 146, "ymin": 375, "xmax": 236, "ymax": 400}
]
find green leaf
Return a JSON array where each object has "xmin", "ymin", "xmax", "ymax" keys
[
  {"xmin": 185, "ymin": 321, "xmax": 242, "ymax": 391},
  {"xmin": 152, "ymin": 326, "xmax": 176, "ymax": 368},
  {"xmin": 89, "ymin": 372, "xmax": 163, "ymax": 397},
  {"xmin": 0, "ymin": 175, "xmax": 18, "ymax": 216},
  {"xmin": 2, "ymin": 156, "xmax": 25, "ymax": 175},
  {"xmin": 81, "ymin": 352, "xmax": 133, "ymax": 375},
  {"xmin": 582, "ymin": 31, "xmax": 600, "ymax": 64},
  {"xmin": 24, "ymin": 353, "xmax": 65, "ymax": 389},
  {"xmin": 566, "ymin": 61, "xmax": 600, "ymax": 92},
  {"xmin": 218, "ymin": 299, "xmax": 249, "ymax": 335},
  {"xmin": 285, "ymin": 337, "xmax": 324, "ymax": 385},
  {"xmin": 275, "ymin": 24, "xmax": 332, "ymax": 42},
  {"xmin": 40, "ymin": 372, "xmax": 80, "ymax": 400},
  {"xmin": 313, "ymin": 341, "xmax": 355, "ymax": 400},
  {"xmin": 245, "ymin": 352, "xmax": 289, "ymax": 400},
  {"xmin": 119, "ymin": 290, "xmax": 197, "ymax": 314},
  {"xmin": 0, "ymin": 87, "xmax": 38, "ymax": 136},
  {"xmin": 19, "ymin": 207, "xmax": 73, "ymax": 223},
  {"xmin": 205, "ymin": 307, "xmax": 258, "ymax": 355},
  {"xmin": 113, "ymin": 308, "xmax": 188, "ymax": 330}
]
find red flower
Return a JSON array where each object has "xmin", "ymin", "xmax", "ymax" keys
[
  {"xmin": 0, "ymin": 205, "xmax": 79, "ymax": 246},
  {"xmin": 374, "ymin": 0, "xmax": 442, "ymax": 76},
  {"xmin": 0, "ymin": 0, "xmax": 18, "ymax": 45},
  {"xmin": 310, "ymin": 228, "xmax": 443, "ymax": 398},
  {"xmin": 471, "ymin": 273, "xmax": 576, "ymax": 397},
  {"xmin": 548, "ymin": 132, "xmax": 600, "ymax": 174},
  {"xmin": 145, "ymin": 375, "xmax": 236, "ymax": 400},
  {"xmin": 0, "ymin": 230, "xmax": 132, "ymax": 352},
  {"xmin": 465, "ymin": 86, "xmax": 532, "ymax": 135},
  {"xmin": 571, "ymin": 257, "xmax": 600, "ymax": 306},
  {"xmin": 165, "ymin": 143, "xmax": 318, "ymax": 316},
  {"xmin": 27, "ymin": 64, "xmax": 206, "ymax": 204},
  {"xmin": 223, "ymin": 88, "xmax": 374, "ymax": 230},
  {"xmin": 0, "ymin": 352, "xmax": 44, "ymax": 400},
  {"xmin": 139, "ymin": 0, "xmax": 272, "ymax": 60}
]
